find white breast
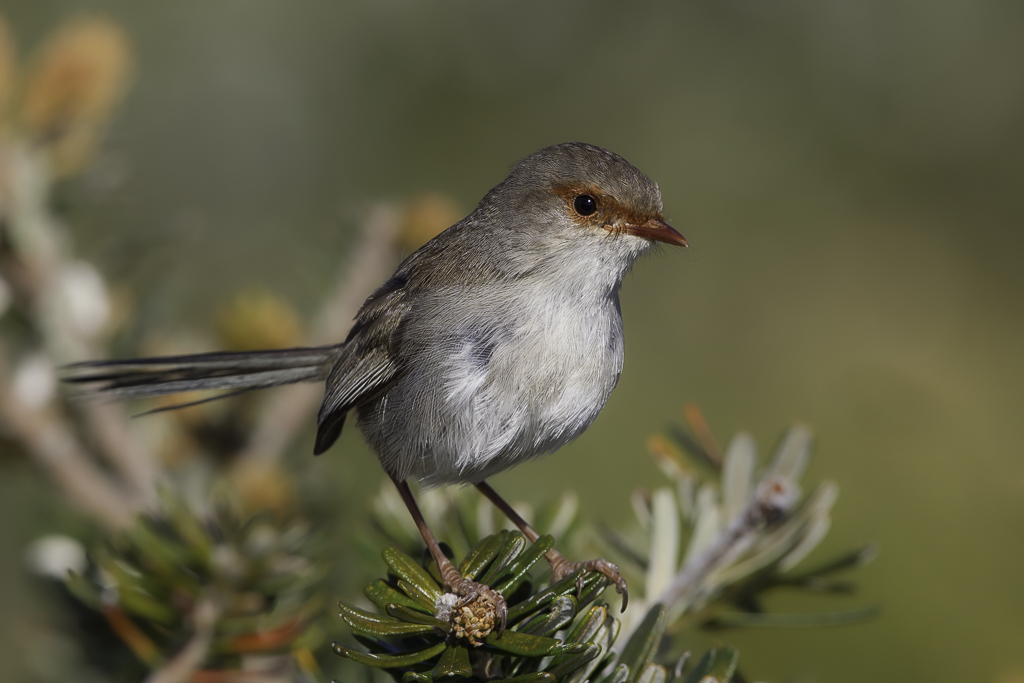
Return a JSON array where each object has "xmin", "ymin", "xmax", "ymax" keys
[{"xmin": 421, "ymin": 283, "xmax": 624, "ymax": 485}]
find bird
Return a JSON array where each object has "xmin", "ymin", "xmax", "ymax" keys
[{"xmin": 65, "ymin": 142, "xmax": 687, "ymax": 634}]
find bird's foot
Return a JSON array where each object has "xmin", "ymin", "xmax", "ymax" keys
[
  {"xmin": 548, "ymin": 551, "xmax": 629, "ymax": 612},
  {"xmin": 436, "ymin": 570, "xmax": 507, "ymax": 644}
]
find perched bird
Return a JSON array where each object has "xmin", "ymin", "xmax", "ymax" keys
[{"xmin": 65, "ymin": 142, "xmax": 687, "ymax": 633}]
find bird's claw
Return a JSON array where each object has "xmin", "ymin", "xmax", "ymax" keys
[{"xmin": 550, "ymin": 556, "xmax": 629, "ymax": 613}]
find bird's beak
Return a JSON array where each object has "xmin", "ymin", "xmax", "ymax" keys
[{"xmin": 620, "ymin": 218, "xmax": 688, "ymax": 247}]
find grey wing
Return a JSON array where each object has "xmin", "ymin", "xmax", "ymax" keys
[{"xmin": 313, "ymin": 272, "xmax": 411, "ymax": 454}]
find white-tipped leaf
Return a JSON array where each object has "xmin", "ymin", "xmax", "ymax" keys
[
  {"xmin": 645, "ymin": 487, "xmax": 680, "ymax": 601},
  {"xmin": 681, "ymin": 485, "xmax": 721, "ymax": 568},
  {"xmin": 779, "ymin": 511, "xmax": 832, "ymax": 572},
  {"xmin": 637, "ymin": 662, "xmax": 668, "ymax": 683},
  {"xmin": 676, "ymin": 473, "xmax": 696, "ymax": 524},
  {"xmin": 766, "ymin": 424, "xmax": 813, "ymax": 484},
  {"xmin": 632, "ymin": 490, "xmax": 652, "ymax": 532},
  {"xmin": 721, "ymin": 433, "xmax": 756, "ymax": 524}
]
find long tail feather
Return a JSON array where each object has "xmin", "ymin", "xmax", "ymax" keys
[{"xmin": 63, "ymin": 345, "xmax": 340, "ymax": 402}]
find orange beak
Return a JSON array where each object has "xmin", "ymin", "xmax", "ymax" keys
[{"xmin": 619, "ymin": 218, "xmax": 688, "ymax": 247}]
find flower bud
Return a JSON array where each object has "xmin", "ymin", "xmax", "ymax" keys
[{"xmin": 20, "ymin": 17, "xmax": 131, "ymax": 175}]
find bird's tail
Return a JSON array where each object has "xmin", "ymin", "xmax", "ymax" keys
[{"xmin": 63, "ymin": 346, "xmax": 340, "ymax": 407}]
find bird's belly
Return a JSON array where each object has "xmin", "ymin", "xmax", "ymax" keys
[{"xmin": 359, "ymin": 301, "xmax": 624, "ymax": 486}]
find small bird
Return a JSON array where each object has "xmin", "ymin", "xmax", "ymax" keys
[{"xmin": 66, "ymin": 143, "xmax": 687, "ymax": 632}]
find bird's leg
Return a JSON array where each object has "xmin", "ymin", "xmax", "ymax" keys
[
  {"xmin": 475, "ymin": 481, "xmax": 628, "ymax": 612},
  {"xmin": 389, "ymin": 474, "xmax": 507, "ymax": 635}
]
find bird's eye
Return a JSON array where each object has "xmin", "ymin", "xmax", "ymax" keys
[{"xmin": 573, "ymin": 194, "xmax": 597, "ymax": 217}]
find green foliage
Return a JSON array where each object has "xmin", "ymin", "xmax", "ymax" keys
[
  {"xmin": 337, "ymin": 531, "xmax": 649, "ymax": 683},
  {"xmin": 65, "ymin": 490, "xmax": 328, "ymax": 676}
]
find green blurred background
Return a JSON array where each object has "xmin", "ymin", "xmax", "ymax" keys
[{"xmin": 1, "ymin": 1, "xmax": 1023, "ymax": 681}]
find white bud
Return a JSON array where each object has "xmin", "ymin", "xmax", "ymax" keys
[
  {"xmin": 59, "ymin": 261, "xmax": 110, "ymax": 338},
  {"xmin": 25, "ymin": 535, "xmax": 87, "ymax": 580},
  {"xmin": 12, "ymin": 353, "xmax": 57, "ymax": 409}
]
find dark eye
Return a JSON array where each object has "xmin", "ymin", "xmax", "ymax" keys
[{"xmin": 573, "ymin": 194, "xmax": 597, "ymax": 216}]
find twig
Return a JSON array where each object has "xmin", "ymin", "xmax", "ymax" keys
[
  {"xmin": 659, "ymin": 476, "xmax": 796, "ymax": 610},
  {"xmin": 79, "ymin": 401, "xmax": 160, "ymax": 507},
  {"xmin": 143, "ymin": 593, "xmax": 222, "ymax": 683},
  {"xmin": 0, "ymin": 384, "xmax": 135, "ymax": 529},
  {"xmin": 2, "ymin": 143, "xmax": 158, "ymax": 514},
  {"xmin": 234, "ymin": 205, "xmax": 401, "ymax": 465}
]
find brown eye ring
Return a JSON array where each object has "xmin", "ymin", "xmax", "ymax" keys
[{"xmin": 573, "ymin": 194, "xmax": 597, "ymax": 216}]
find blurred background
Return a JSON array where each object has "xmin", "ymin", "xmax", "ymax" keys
[{"xmin": 0, "ymin": 1, "xmax": 1022, "ymax": 681}]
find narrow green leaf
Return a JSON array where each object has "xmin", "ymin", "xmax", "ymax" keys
[
  {"xmin": 459, "ymin": 531, "xmax": 509, "ymax": 580},
  {"xmin": 518, "ymin": 596, "xmax": 577, "ymax": 637},
  {"xmin": 339, "ymin": 601, "xmax": 398, "ymax": 624},
  {"xmin": 507, "ymin": 569, "xmax": 586, "ymax": 622},
  {"xmin": 402, "ymin": 672, "xmax": 434, "ymax": 683},
  {"xmin": 399, "ymin": 579, "xmax": 440, "ymax": 610},
  {"xmin": 682, "ymin": 646, "xmax": 739, "ymax": 683},
  {"xmin": 332, "ymin": 641, "xmax": 446, "ymax": 668},
  {"xmin": 618, "ymin": 604, "xmax": 666, "ymax": 683},
  {"xmin": 577, "ymin": 570, "xmax": 614, "ymax": 608},
  {"xmin": 432, "ymin": 645, "xmax": 472, "ymax": 679},
  {"xmin": 383, "ymin": 547, "xmax": 443, "ymax": 602},
  {"xmin": 502, "ymin": 673, "xmax": 556, "ymax": 683},
  {"xmin": 564, "ymin": 615, "xmax": 619, "ymax": 683},
  {"xmin": 64, "ymin": 571, "xmax": 102, "ymax": 609},
  {"xmin": 494, "ymin": 535, "xmax": 556, "ymax": 594},
  {"xmin": 386, "ymin": 603, "xmax": 452, "ymax": 630},
  {"xmin": 340, "ymin": 602, "xmax": 436, "ymax": 638},
  {"xmin": 159, "ymin": 490, "xmax": 212, "ymax": 563},
  {"xmin": 484, "ymin": 629, "xmax": 580, "ymax": 657},
  {"xmin": 544, "ymin": 642, "xmax": 602, "ymax": 678},
  {"xmin": 479, "ymin": 531, "xmax": 527, "ymax": 585},
  {"xmin": 123, "ymin": 523, "xmax": 195, "ymax": 587},
  {"xmin": 366, "ymin": 579, "xmax": 434, "ymax": 613},
  {"xmin": 97, "ymin": 554, "xmax": 165, "ymax": 598},
  {"xmin": 564, "ymin": 604, "xmax": 608, "ymax": 645},
  {"xmin": 118, "ymin": 584, "xmax": 179, "ymax": 626},
  {"xmin": 595, "ymin": 662, "xmax": 630, "ymax": 683},
  {"xmin": 546, "ymin": 603, "xmax": 613, "ymax": 680}
]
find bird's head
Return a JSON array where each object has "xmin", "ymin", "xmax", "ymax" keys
[{"xmin": 477, "ymin": 143, "xmax": 686, "ymax": 262}]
